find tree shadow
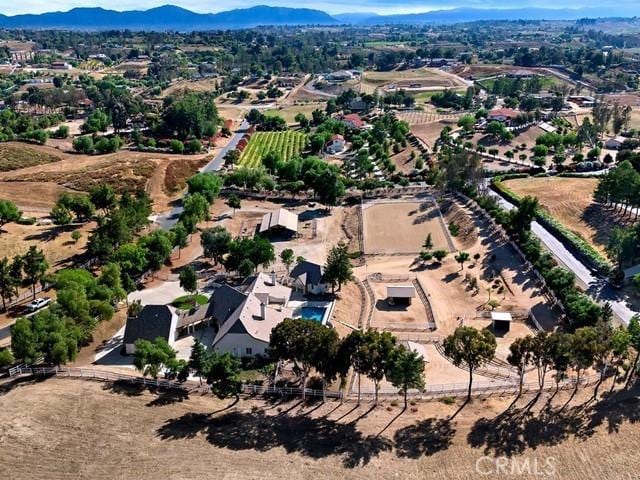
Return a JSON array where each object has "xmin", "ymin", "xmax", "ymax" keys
[
  {"xmin": 467, "ymin": 386, "xmax": 640, "ymax": 457},
  {"xmin": 394, "ymin": 418, "xmax": 456, "ymax": 458},
  {"xmin": 157, "ymin": 410, "xmax": 392, "ymax": 468},
  {"xmin": 146, "ymin": 388, "xmax": 189, "ymax": 407}
]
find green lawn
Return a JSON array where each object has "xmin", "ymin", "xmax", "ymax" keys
[
  {"xmin": 171, "ymin": 294, "xmax": 208, "ymax": 310},
  {"xmin": 239, "ymin": 131, "xmax": 307, "ymax": 168}
]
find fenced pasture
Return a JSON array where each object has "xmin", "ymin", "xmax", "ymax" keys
[
  {"xmin": 361, "ymin": 199, "xmax": 454, "ymax": 255},
  {"xmin": 239, "ymin": 131, "xmax": 307, "ymax": 168}
]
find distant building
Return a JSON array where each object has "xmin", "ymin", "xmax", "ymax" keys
[
  {"xmin": 341, "ymin": 113, "xmax": 365, "ymax": 129},
  {"xmin": 605, "ymin": 136, "xmax": 627, "ymax": 150},
  {"xmin": 487, "ymin": 108, "xmax": 519, "ymax": 124},
  {"xmin": 259, "ymin": 208, "xmax": 298, "ymax": 236},
  {"xmin": 325, "ymin": 134, "xmax": 345, "ymax": 154},
  {"xmin": 326, "ymin": 70, "xmax": 354, "ymax": 83},
  {"xmin": 50, "ymin": 61, "xmax": 72, "ymax": 70}
]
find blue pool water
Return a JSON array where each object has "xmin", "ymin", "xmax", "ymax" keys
[{"xmin": 299, "ymin": 307, "xmax": 326, "ymax": 323}]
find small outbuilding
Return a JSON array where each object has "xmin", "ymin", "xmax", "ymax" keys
[
  {"xmin": 325, "ymin": 134, "xmax": 345, "ymax": 154},
  {"xmin": 290, "ymin": 260, "xmax": 327, "ymax": 294},
  {"xmin": 604, "ymin": 136, "xmax": 626, "ymax": 150},
  {"xmin": 491, "ymin": 311, "xmax": 513, "ymax": 333},
  {"xmin": 259, "ymin": 208, "xmax": 298, "ymax": 236},
  {"xmin": 123, "ymin": 305, "xmax": 179, "ymax": 355},
  {"xmin": 386, "ymin": 285, "xmax": 417, "ymax": 306}
]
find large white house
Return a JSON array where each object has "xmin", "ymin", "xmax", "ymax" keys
[{"xmin": 211, "ymin": 273, "xmax": 293, "ymax": 358}]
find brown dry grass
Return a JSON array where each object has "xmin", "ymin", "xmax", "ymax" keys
[
  {"xmin": 0, "ymin": 142, "xmax": 62, "ymax": 172},
  {"xmin": 1, "ymin": 377, "xmax": 639, "ymax": 480},
  {"xmin": 503, "ymin": 176, "xmax": 628, "ymax": 255},
  {"xmin": 163, "ymin": 158, "xmax": 209, "ymax": 194}
]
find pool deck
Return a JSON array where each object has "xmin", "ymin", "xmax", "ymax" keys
[{"xmin": 288, "ymin": 299, "xmax": 336, "ymax": 326}]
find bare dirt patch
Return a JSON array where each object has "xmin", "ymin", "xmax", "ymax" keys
[
  {"xmin": 164, "ymin": 157, "xmax": 209, "ymax": 194},
  {"xmin": 362, "ymin": 200, "xmax": 451, "ymax": 254},
  {"xmin": 440, "ymin": 199, "xmax": 478, "ymax": 249},
  {"xmin": 0, "ymin": 181, "xmax": 79, "ymax": 214},
  {"xmin": 410, "ymin": 119, "xmax": 457, "ymax": 147},
  {"xmin": 0, "ymin": 142, "xmax": 62, "ymax": 172}
]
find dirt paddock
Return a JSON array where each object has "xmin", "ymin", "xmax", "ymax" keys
[{"xmin": 362, "ymin": 199, "xmax": 452, "ymax": 255}]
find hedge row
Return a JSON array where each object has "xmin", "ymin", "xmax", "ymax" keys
[{"xmin": 492, "ymin": 176, "xmax": 612, "ymax": 275}]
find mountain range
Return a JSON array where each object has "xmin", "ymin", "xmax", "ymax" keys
[{"xmin": 0, "ymin": 5, "xmax": 638, "ymax": 31}]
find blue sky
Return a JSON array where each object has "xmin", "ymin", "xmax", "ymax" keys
[{"xmin": 2, "ymin": 0, "xmax": 638, "ymax": 15}]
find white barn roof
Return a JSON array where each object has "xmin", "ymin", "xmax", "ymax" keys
[
  {"xmin": 259, "ymin": 208, "xmax": 298, "ymax": 234},
  {"xmin": 386, "ymin": 285, "xmax": 416, "ymax": 298},
  {"xmin": 491, "ymin": 312, "xmax": 513, "ymax": 322}
]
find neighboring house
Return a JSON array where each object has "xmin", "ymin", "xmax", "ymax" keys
[
  {"xmin": 50, "ymin": 61, "xmax": 72, "ymax": 70},
  {"xmin": 349, "ymin": 97, "xmax": 369, "ymax": 112},
  {"xmin": 342, "ymin": 113, "xmax": 365, "ymax": 129},
  {"xmin": 326, "ymin": 70, "xmax": 354, "ymax": 83},
  {"xmin": 290, "ymin": 261, "xmax": 327, "ymax": 295},
  {"xmin": 604, "ymin": 136, "xmax": 626, "ymax": 150},
  {"xmin": 211, "ymin": 273, "xmax": 293, "ymax": 358},
  {"xmin": 487, "ymin": 108, "xmax": 519, "ymax": 124},
  {"xmin": 123, "ymin": 305, "xmax": 179, "ymax": 355},
  {"xmin": 259, "ymin": 208, "xmax": 298, "ymax": 236},
  {"xmin": 325, "ymin": 134, "xmax": 345, "ymax": 154}
]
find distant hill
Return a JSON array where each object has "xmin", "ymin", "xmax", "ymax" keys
[
  {"xmin": 0, "ymin": 5, "xmax": 338, "ymax": 31},
  {"xmin": 0, "ymin": 5, "xmax": 638, "ymax": 31},
  {"xmin": 356, "ymin": 7, "xmax": 640, "ymax": 25},
  {"xmin": 333, "ymin": 12, "xmax": 381, "ymax": 24}
]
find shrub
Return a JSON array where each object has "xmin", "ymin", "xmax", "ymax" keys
[
  {"xmin": 170, "ymin": 139, "xmax": 184, "ymax": 154},
  {"xmin": 186, "ymin": 139, "xmax": 202, "ymax": 154}
]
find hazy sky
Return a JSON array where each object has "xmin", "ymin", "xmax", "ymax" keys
[{"xmin": 2, "ymin": 0, "xmax": 638, "ymax": 15}]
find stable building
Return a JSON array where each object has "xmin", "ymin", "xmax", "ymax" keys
[
  {"xmin": 290, "ymin": 261, "xmax": 327, "ymax": 295},
  {"xmin": 386, "ymin": 285, "xmax": 417, "ymax": 306},
  {"xmin": 491, "ymin": 311, "xmax": 513, "ymax": 334},
  {"xmin": 259, "ymin": 208, "xmax": 298, "ymax": 236}
]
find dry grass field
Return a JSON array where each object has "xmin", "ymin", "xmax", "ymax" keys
[
  {"xmin": 503, "ymin": 176, "xmax": 625, "ymax": 255},
  {"xmin": 410, "ymin": 120, "xmax": 458, "ymax": 148},
  {"xmin": 0, "ymin": 142, "xmax": 62, "ymax": 172},
  {"xmin": 1, "ymin": 377, "xmax": 639, "ymax": 480},
  {"xmin": 362, "ymin": 200, "xmax": 452, "ymax": 254}
]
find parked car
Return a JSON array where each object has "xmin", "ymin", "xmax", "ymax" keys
[{"xmin": 25, "ymin": 297, "xmax": 51, "ymax": 312}]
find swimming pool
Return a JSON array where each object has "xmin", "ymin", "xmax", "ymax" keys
[{"xmin": 299, "ymin": 306, "xmax": 327, "ymax": 323}]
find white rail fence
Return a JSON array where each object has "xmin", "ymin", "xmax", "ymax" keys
[{"xmin": 9, "ymin": 365, "xmax": 599, "ymax": 402}]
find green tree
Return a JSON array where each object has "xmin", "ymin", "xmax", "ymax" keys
[
  {"xmin": 269, "ymin": 317, "xmax": 324, "ymax": 400},
  {"xmin": 432, "ymin": 249, "xmax": 448, "ymax": 263},
  {"xmin": 186, "ymin": 173, "xmax": 224, "ymax": 203},
  {"xmin": 454, "ymin": 251, "xmax": 470, "ymax": 271},
  {"xmin": 311, "ymin": 326, "xmax": 341, "ymax": 401},
  {"xmin": 226, "ymin": 194, "xmax": 241, "ymax": 216},
  {"xmin": 570, "ymin": 327, "xmax": 599, "ymax": 394},
  {"xmin": 323, "ymin": 243, "xmax": 353, "ymax": 293},
  {"xmin": 423, "ymin": 233, "xmax": 434, "ymax": 251},
  {"xmin": 626, "ymin": 316, "xmax": 640, "ymax": 389},
  {"xmin": 22, "ymin": 246, "xmax": 48, "ymax": 299},
  {"xmin": 359, "ymin": 329, "xmax": 398, "ymax": 404},
  {"xmin": 178, "ymin": 266, "xmax": 198, "ymax": 306},
  {"xmin": 280, "ymin": 248, "xmax": 295, "ymax": 273},
  {"xmin": 73, "ymin": 135, "xmax": 94, "ymax": 154},
  {"xmin": 170, "ymin": 223, "xmax": 189, "ymax": 258},
  {"xmin": 0, "ymin": 199, "xmax": 22, "ymax": 232},
  {"xmin": 50, "ymin": 203, "xmax": 73, "ymax": 227},
  {"xmin": 71, "ymin": 230, "xmax": 82, "ymax": 244},
  {"xmin": 0, "ymin": 347, "xmax": 13, "ymax": 367},
  {"xmin": 0, "ymin": 257, "xmax": 18, "ymax": 311},
  {"xmin": 189, "ymin": 338, "xmax": 209, "ymax": 386},
  {"xmin": 200, "ymin": 226, "xmax": 231, "ymax": 265},
  {"xmin": 386, "ymin": 345, "xmax": 425, "ymax": 409},
  {"xmin": 443, "ymin": 326, "xmax": 497, "ymax": 402},
  {"xmin": 206, "ymin": 352, "xmax": 243, "ymax": 402},
  {"xmin": 138, "ymin": 230, "xmax": 173, "ymax": 272},
  {"xmin": 507, "ymin": 335, "xmax": 533, "ymax": 395},
  {"xmin": 133, "ymin": 337, "xmax": 177, "ymax": 379}
]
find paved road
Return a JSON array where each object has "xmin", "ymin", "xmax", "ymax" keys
[
  {"xmin": 488, "ymin": 189, "xmax": 638, "ymax": 325},
  {"xmin": 154, "ymin": 120, "xmax": 249, "ymax": 229}
]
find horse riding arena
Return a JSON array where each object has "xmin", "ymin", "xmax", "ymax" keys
[{"xmin": 361, "ymin": 197, "xmax": 454, "ymax": 255}]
